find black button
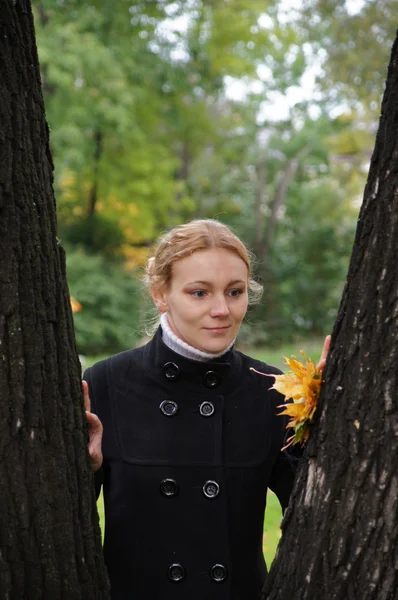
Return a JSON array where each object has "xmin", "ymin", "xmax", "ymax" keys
[
  {"xmin": 163, "ymin": 362, "xmax": 180, "ymax": 381},
  {"xmin": 203, "ymin": 370, "xmax": 222, "ymax": 388},
  {"xmin": 160, "ymin": 479, "xmax": 179, "ymax": 497},
  {"xmin": 210, "ymin": 564, "xmax": 227, "ymax": 582},
  {"xmin": 199, "ymin": 401, "xmax": 215, "ymax": 417},
  {"xmin": 160, "ymin": 400, "xmax": 179, "ymax": 417},
  {"xmin": 203, "ymin": 480, "xmax": 220, "ymax": 499},
  {"xmin": 168, "ymin": 563, "xmax": 185, "ymax": 582}
]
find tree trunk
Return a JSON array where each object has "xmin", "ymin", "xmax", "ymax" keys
[
  {"xmin": 0, "ymin": 2, "xmax": 109, "ymax": 598},
  {"xmin": 263, "ymin": 34, "xmax": 398, "ymax": 600},
  {"xmin": 260, "ymin": 156, "xmax": 299, "ymax": 265},
  {"xmin": 254, "ymin": 150, "xmax": 267, "ymax": 260},
  {"xmin": 87, "ymin": 128, "xmax": 103, "ymax": 218},
  {"xmin": 260, "ymin": 143, "xmax": 310, "ymax": 267},
  {"xmin": 175, "ymin": 140, "xmax": 191, "ymax": 202}
]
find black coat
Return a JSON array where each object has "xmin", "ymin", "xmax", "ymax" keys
[{"xmin": 84, "ymin": 327, "xmax": 296, "ymax": 600}]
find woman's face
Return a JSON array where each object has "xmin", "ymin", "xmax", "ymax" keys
[{"xmin": 153, "ymin": 247, "xmax": 249, "ymax": 354}]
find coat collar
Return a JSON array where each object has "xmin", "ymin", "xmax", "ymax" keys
[{"xmin": 143, "ymin": 326, "xmax": 242, "ymax": 393}]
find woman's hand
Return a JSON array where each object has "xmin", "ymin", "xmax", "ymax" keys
[
  {"xmin": 317, "ymin": 335, "xmax": 331, "ymax": 372},
  {"xmin": 83, "ymin": 380, "xmax": 103, "ymax": 472}
]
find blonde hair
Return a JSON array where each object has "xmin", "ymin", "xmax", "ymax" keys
[{"xmin": 144, "ymin": 219, "xmax": 263, "ymax": 304}]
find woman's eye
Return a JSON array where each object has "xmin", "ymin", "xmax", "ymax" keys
[
  {"xmin": 228, "ymin": 289, "xmax": 243, "ymax": 297},
  {"xmin": 191, "ymin": 290, "xmax": 206, "ymax": 298}
]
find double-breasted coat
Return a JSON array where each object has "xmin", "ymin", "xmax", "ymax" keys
[{"xmin": 84, "ymin": 326, "xmax": 296, "ymax": 600}]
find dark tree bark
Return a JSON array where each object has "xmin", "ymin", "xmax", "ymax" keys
[
  {"xmin": 263, "ymin": 33, "xmax": 398, "ymax": 600},
  {"xmin": 0, "ymin": 2, "xmax": 109, "ymax": 598}
]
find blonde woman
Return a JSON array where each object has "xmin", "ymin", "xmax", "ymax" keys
[{"xmin": 84, "ymin": 219, "xmax": 329, "ymax": 600}]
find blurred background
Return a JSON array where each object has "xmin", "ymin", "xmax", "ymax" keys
[
  {"xmin": 34, "ymin": 0, "xmax": 395, "ymax": 561},
  {"xmin": 34, "ymin": 0, "xmax": 393, "ymax": 359}
]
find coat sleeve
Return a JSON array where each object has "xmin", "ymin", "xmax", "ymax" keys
[
  {"xmin": 83, "ymin": 365, "xmax": 104, "ymax": 500},
  {"xmin": 268, "ymin": 412, "xmax": 303, "ymax": 512},
  {"xmin": 268, "ymin": 449, "xmax": 297, "ymax": 513},
  {"xmin": 263, "ymin": 363, "xmax": 304, "ymax": 512}
]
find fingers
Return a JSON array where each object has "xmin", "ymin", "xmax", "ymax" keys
[
  {"xmin": 82, "ymin": 382, "xmax": 103, "ymax": 472},
  {"xmin": 86, "ymin": 410, "xmax": 103, "ymax": 436},
  {"xmin": 88, "ymin": 441, "xmax": 103, "ymax": 472},
  {"xmin": 317, "ymin": 334, "xmax": 331, "ymax": 372},
  {"xmin": 82, "ymin": 380, "xmax": 91, "ymax": 412},
  {"xmin": 86, "ymin": 410, "xmax": 104, "ymax": 472}
]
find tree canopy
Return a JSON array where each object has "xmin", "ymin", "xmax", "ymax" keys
[{"xmin": 32, "ymin": 0, "xmax": 389, "ymax": 353}]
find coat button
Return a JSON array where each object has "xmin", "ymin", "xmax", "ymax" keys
[
  {"xmin": 210, "ymin": 564, "xmax": 227, "ymax": 582},
  {"xmin": 203, "ymin": 370, "xmax": 222, "ymax": 388},
  {"xmin": 203, "ymin": 480, "xmax": 220, "ymax": 499},
  {"xmin": 168, "ymin": 563, "xmax": 185, "ymax": 582},
  {"xmin": 199, "ymin": 401, "xmax": 215, "ymax": 417},
  {"xmin": 159, "ymin": 400, "xmax": 179, "ymax": 417},
  {"xmin": 160, "ymin": 478, "xmax": 179, "ymax": 497},
  {"xmin": 163, "ymin": 362, "xmax": 180, "ymax": 381}
]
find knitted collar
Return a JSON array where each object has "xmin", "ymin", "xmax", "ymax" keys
[{"xmin": 160, "ymin": 312, "xmax": 235, "ymax": 362}]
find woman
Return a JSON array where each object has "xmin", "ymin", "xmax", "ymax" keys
[{"xmin": 84, "ymin": 219, "xmax": 329, "ymax": 600}]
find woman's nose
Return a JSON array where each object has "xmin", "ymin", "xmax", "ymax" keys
[{"xmin": 209, "ymin": 296, "xmax": 230, "ymax": 317}]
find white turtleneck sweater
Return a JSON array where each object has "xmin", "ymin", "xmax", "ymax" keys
[{"xmin": 160, "ymin": 312, "xmax": 234, "ymax": 362}]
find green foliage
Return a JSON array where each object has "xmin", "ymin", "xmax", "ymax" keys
[
  {"xmin": 66, "ymin": 248, "xmax": 142, "ymax": 355},
  {"xmin": 272, "ymin": 180, "xmax": 356, "ymax": 337},
  {"xmin": 35, "ymin": 1, "xmax": 181, "ymax": 255},
  {"xmin": 60, "ymin": 214, "xmax": 126, "ymax": 257},
  {"xmin": 35, "ymin": 0, "xmax": 312, "ymax": 256},
  {"xmin": 298, "ymin": 0, "xmax": 396, "ymax": 118},
  {"xmin": 228, "ymin": 111, "xmax": 360, "ymax": 344},
  {"xmin": 33, "ymin": 0, "xmax": 388, "ymax": 345}
]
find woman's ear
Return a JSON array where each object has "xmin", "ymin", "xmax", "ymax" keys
[{"xmin": 151, "ymin": 287, "xmax": 168, "ymax": 314}]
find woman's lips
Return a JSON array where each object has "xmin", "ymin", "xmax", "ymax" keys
[{"xmin": 203, "ymin": 326, "xmax": 231, "ymax": 332}]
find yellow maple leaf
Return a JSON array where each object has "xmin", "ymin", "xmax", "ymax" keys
[{"xmin": 251, "ymin": 351, "xmax": 322, "ymax": 448}]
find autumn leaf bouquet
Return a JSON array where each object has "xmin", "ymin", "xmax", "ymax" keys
[{"xmin": 251, "ymin": 352, "xmax": 322, "ymax": 449}]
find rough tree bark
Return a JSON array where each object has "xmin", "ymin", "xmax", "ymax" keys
[
  {"xmin": 0, "ymin": 2, "xmax": 109, "ymax": 598},
  {"xmin": 263, "ymin": 33, "xmax": 398, "ymax": 600}
]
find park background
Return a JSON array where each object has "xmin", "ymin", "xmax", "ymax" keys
[{"xmin": 34, "ymin": 0, "xmax": 394, "ymax": 565}]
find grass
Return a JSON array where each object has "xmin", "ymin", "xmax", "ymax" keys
[
  {"xmin": 93, "ymin": 338, "xmax": 324, "ymax": 566},
  {"xmin": 263, "ymin": 491, "xmax": 283, "ymax": 566},
  {"xmin": 248, "ymin": 337, "xmax": 325, "ymax": 372}
]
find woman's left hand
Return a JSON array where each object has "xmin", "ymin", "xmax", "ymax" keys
[
  {"xmin": 317, "ymin": 335, "xmax": 331, "ymax": 372},
  {"xmin": 83, "ymin": 380, "xmax": 103, "ymax": 472}
]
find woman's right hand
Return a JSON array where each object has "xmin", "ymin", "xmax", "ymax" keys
[
  {"xmin": 316, "ymin": 335, "xmax": 331, "ymax": 372},
  {"xmin": 83, "ymin": 380, "xmax": 103, "ymax": 472}
]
